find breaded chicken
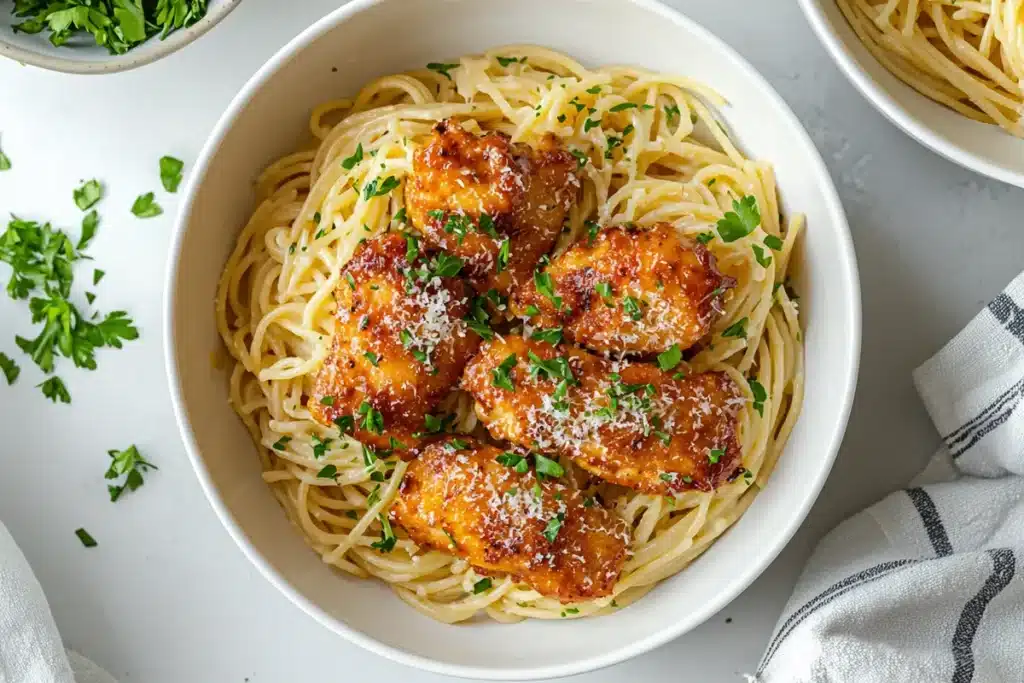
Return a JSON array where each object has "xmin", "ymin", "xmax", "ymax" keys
[
  {"xmin": 406, "ymin": 119, "xmax": 581, "ymax": 296},
  {"xmin": 512, "ymin": 223, "xmax": 732, "ymax": 355},
  {"xmin": 462, "ymin": 336, "xmax": 743, "ymax": 495},
  {"xmin": 390, "ymin": 437, "xmax": 630, "ymax": 602},
  {"xmin": 308, "ymin": 234, "xmax": 480, "ymax": 449}
]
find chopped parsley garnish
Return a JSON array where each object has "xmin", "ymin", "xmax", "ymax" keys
[
  {"xmin": 357, "ymin": 400, "xmax": 385, "ymax": 434},
  {"xmin": 664, "ymin": 103, "xmax": 681, "ymax": 121},
  {"xmin": 496, "ymin": 238, "xmax": 511, "ymax": 273},
  {"xmin": 364, "ymin": 351, "xmax": 380, "ymax": 367},
  {"xmin": 534, "ymin": 454, "xmax": 564, "ymax": 479},
  {"xmin": 496, "ymin": 55, "xmax": 525, "ymax": 67},
  {"xmin": 716, "ymin": 195, "xmax": 761, "ymax": 242},
  {"xmin": 431, "ymin": 252, "xmax": 464, "ymax": 277},
  {"xmin": 721, "ymin": 317, "xmax": 748, "ymax": 339},
  {"xmin": 93, "ymin": 268, "xmax": 105, "ymax": 285},
  {"xmin": 696, "ymin": 231, "xmax": 715, "ymax": 245},
  {"xmin": 708, "ymin": 448, "xmax": 724, "ymax": 464},
  {"xmin": 749, "ymin": 377, "xmax": 767, "ymax": 417},
  {"xmin": 496, "ymin": 451, "xmax": 529, "ymax": 473},
  {"xmin": 530, "ymin": 327, "xmax": 563, "ymax": 345},
  {"xmin": 595, "ymin": 281, "xmax": 613, "ymax": 303},
  {"xmin": 533, "ymin": 269, "xmax": 563, "ymax": 310},
  {"xmin": 272, "ymin": 435, "xmax": 292, "ymax": 450},
  {"xmin": 403, "ymin": 233, "xmax": 419, "ymax": 262},
  {"xmin": 319, "ymin": 395, "xmax": 335, "ymax": 406},
  {"xmin": 478, "ymin": 213, "xmax": 499, "ymax": 238},
  {"xmin": 657, "ymin": 344, "xmax": 682, "ymax": 371},
  {"xmin": 426, "ymin": 62, "xmax": 459, "ymax": 80},
  {"xmin": 311, "ymin": 434, "xmax": 332, "ymax": 458},
  {"xmin": 38, "ymin": 376, "xmax": 70, "ymax": 403},
  {"xmin": 583, "ymin": 118, "xmax": 601, "ymax": 132},
  {"xmin": 418, "ymin": 412, "xmax": 456, "ymax": 437},
  {"xmin": 752, "ymin": 244, "xmax": 772, "ymax": 268},
  {"xmin": 362, "ymin": 175, "xmax": 400, "ymax": 200},
  {"xmin": 445, "ymin": 438, "xmax": 469, "ymax": 452},
  {"xmin": 341, "ymin": 143, "xmax": 364, "ymax": 170},
  {"xmin": 73, "ymin": 180, "xmax": 103, "ymax": 210},
  {"xmin": 523, "ymin": 304, "xmax": 540, "ymax": 317},
  {"xmin": 443, "ymin": 529, "xmax": 457, "ymax": 548},
  {"xmin": 659, "ymin": 472, "xmax": 678, "ymax": 483},
  {"xmin": 393, "ymin": 207, "xmax": 407, "ymax": 224},
  {"xmin": 131, "ymin": 192, "xmax": 162, "ymax": 218},
  {"xmin": 586, "ymin": 85, "xmax": 601, "ymax": 94},
  {"xmin": 583, "ymin": 496, "xmax": 595, "ymax": 508},
  {"xmin": 622, "ymin": 295, "xmax": 644, "ymax": 321},
  {"xmin": 0, "ymin": 148, "xmax": 10, "ymax": 171},
  {"xmin": 585, "ymin": 220, "xmax": 600, "ymax": 246},
  {"xmin": 78, "ymin": 210, "xmax": 99, "ymax": 251},
  {"xmin": 317, "ymin": 464, "xmax": 338, "ymax": 479},
  {"xmin": 0, "ymin": 352, "xmax": 19, "ymax": 385},
  {"xmin": 371, "ymin": 514, "xmax": 397, "ymax": 552},
  {"xmin": 543, "ymin": 512, "xmax": 565, "ymax": 543},
  {"xmin": 527, "ymin": 351, "xmax": 575, "ymax": 385},
  {"xmin": 367, "ymin": 483, "xmax": 382, "ymax": 506},
  {"xmin": 334, "ymin": 415, "xmax": 355, "ymax": 434},
  {"xmin": 569, "ymin": 148, "xmax": 588, "ymax": 168},
  {"xmin": 105, "ymin": 445, "xmax": 156, "ymax": 502},
  {"xmin": 159, "ymin": 156, "xmax": 184, "ymax": 193},
  {"xmin": 75, "ymin": 528, "xmax": 97, "ymax": 548},
  {"xmin": 473, "ymin": 577, "xmax": 493, "ymax": 593},
  {"xmin": 764, "ymin": 234, "xmax": 784, "ymax": 251},
  {"xmin": 492, "ymin": 353, "xmax": 517, "ymax": 391},
  {"xmin": 610, "ymin": 102, "xmax": 638, "ymax": 112}
]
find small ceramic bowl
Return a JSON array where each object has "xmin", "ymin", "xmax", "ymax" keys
[
  {"xmin": 0, "ymin": 0, "xmax": 241, "ymax": 74},
  {"xmin": 798, "ymin": 0, "xmax": 1024, "ymax": 189}
]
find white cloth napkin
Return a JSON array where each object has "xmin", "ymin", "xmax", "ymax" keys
[
  {"xmin": 0, "ymin": 521, "xmax": 116, "ymax": 683},
  {"xmin": 755, "ymin": 273, "xmax": 1024, "ymax": 683}
]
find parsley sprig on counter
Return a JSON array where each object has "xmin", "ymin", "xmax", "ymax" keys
[{"xmin": 10, "ymin": 0, "xmax": 210, "ymax": 55}]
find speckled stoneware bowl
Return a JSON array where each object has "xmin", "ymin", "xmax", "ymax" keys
[{"xmin": 0, "ymin": 0, "xmax": 241, "ymax": 74}]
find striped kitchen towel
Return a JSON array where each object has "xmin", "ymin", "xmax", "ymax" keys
[{"xmin": 755, "ymin": 273, "xmax": 1024, "ymax": 683}]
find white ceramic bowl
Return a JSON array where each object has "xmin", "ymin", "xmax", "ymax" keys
[
  {"xmin": 798, "ymin": 0, "xmax": 1024, "ymax": 189},
  {"xmin": 164, "ymin": 0, "xmax": 860, "ymax": 678},
  {"xmin": 0, "ymin": 0, "xmax": 241, "ymax": 74}
]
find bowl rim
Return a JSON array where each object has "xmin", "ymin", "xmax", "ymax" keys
[
  {"xmin": 162, "ymin": 0, "xmax": 861, "ymax": 678},
  {"xmin": 796, "ymin": 0, "xmax": 1024, "ymax": 190},
  {"xmin": 0, "ymin": 0, "xmax": 242, "ymax": 75}
]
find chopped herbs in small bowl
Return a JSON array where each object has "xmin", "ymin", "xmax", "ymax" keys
[{"xmin": 0, "ymin": 0, "xmax": 242, "ymax": 74}]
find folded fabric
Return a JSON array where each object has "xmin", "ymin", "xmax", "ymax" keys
[
  {"xmin": 0, "ymin": 521, "xmax": 116, "ymax": 683},
  {"xmin": 755, "ymin": 272, "xmax": 1024, "ymax": 683}
]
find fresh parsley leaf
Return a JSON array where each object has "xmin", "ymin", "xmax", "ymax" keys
[
  {"xmin": 534, "ymin": 269, "xmax": 562, "ymax": 310},
  {"xmin": 534, "ymin": 454, "xmax": 564, "ymax": 479},
  {"xmin": 75, "ymin": 528, "xmax": 97, "ymax": 548},
  {"xmin": 492, "ymin": 353, "xmax": 517, "ymax": 391},
  {"xmin": 749, "ymin": 377, "xmax": 767, "ymax": 417},
  {"xmin": 664, "ymin": 103, "xmax": 681, "ymax": 121},
  {"xmin": 319, "ymin": 395, "xmax": 335, "ymax": 406},
  {"xmin": 38, "ymin": 376, "xmax": 70, "ymax": 404},
  {"xmin": 0, "ymin": 149, "xmax": 10, "ymax": 171},
  {"xmin": 764, "ymin": 234, "xmax": 784, "ymax": 251},
  {"xmin": 364, "ymin": 351, "xmax": 380, "ymax": 367},
  {"xmin": 530, "ymin": 327, "xmax": 563, "ymax": 345},
  {"xmin": 342, "ymin": 143, "xmax": 364, "ymax": 170},
  {"xmin": 610, "ymin": 102, "xmax": 638, "ymax": 112},
  {"xmin": 496, "ymin": 451, "xmax": 529, "ymax": 473},
  {"xmin": 131, "ymin": 192, "xmax": 163, "ymax": 218},
  {"xmin": 334, "ymin": 415, "xmax": 355, "ymax": 434},
  {"xmin": 696, "ymin": 231, "xmax": 715, "ymax": 245},
  {"xmin": 708, "ymin": 448, "xmax": 724, "ymax": 464},
  {"xmin": 73, "ymin": 180, "xmax": 103, "ymax": 211},
  {"xmin": 357, "ymin": 400, "xmax": 385, "ymax": 434},
  {"xmin": 317, "ymin": 464, "xmax": 338, "ymax": 479},
  {"xmin": 721, "ymin": 317, "xmax": 748, "ymax": 339},
  {"xmin": 92, "ymin": 269, "xmax": 105, "ymax": 285},
  {"xmin": 496, "ymin": 55, "xmax": 524, "ymax": 67},
  {"xmin": 569, "ymin": 148, "xmax": 588, "ymax": 168},
  {"xmin": 473, "ymin": 577, "xmax": 493, "ymax": 593},
  {"xmin": 583, "ymin": 118, "xmax": 601, "ymax": 132},
  {"xmin": 393, "ymin": 207, "xmax": 407, "ymax": 224},
  {"xmin": 585, "ymin": 220, "xmax": 600, "ymax": 246},
  {"xmin": 431, "ymin": 252, "xmax": 464, "ymax": 277},
  {"xmin": 159, "ymin": 156, "xmax": 184, "ymax": 193},
  {"xmin": 105, "ymin": 444, "xmax": 156, "ymax": 501},
  {"xmin": 657, "ymin": 344, "xmax": 682, "ymax": 371},
  {"xmin": 311, "ymin": 434, "xmax": 332, "ymax": 458},
  {"xmin": 426, "ymin": 62, "xmax": 459, "ymax": 80},
  {"xmin": 716, "ymin": 195, "xmax": 761, "ymax": 242},
  {"xmin": 586, "ymin": 85, "xmax": 601, "ymax": 94},
  {"xmin": 272, "ymin": 435, "xmax": 291, "ymax": 451},
  {"xmin": 78, "ymin": 210, "xmax": 99, "ymax": 251},
  {"xmin": 622, "ymin": 295, "xmax": 644, "ymax": 321},
  {"xmin": 752, "ymin": 244, "xmax": 772, "ymax": 268},
  {"xmin": 496, "ymin": 238, "xmax": 511, "ymax": 273},
  {"xmin": 362, "ymin": 175, "xmax": 400, "ymax": 200},
  {"xmin": 371, "ymin": 514, "xmax": 397, "ymax": 552},
  {"xmin": 0, "ymin": 352, "xmax": 19, "ymax": 385},
  {"xmin": 543, "ymin": 512, "xmax": 565, "ymax": 543},
  {"xmin": 403, "ymin": 233, "xmax": 419, "ymax": 263}
]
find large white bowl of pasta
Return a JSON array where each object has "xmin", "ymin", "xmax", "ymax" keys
[
  {"xmin": 164, "ymin": 0, "xmax": 860, "ymax": 678},
  {"xmin": 799, "ymin": 0, "xmax": 1024, "ymax": 188}
]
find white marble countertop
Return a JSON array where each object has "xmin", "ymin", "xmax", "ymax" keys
[{"xmin": 2, "ymin": 1, "xmax": 1022, "ymax": 681}]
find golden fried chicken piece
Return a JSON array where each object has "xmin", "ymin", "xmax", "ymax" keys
[
  {"xmin": 390, "ymin": 437, "xmax": 629, "ymax": 602},
  {"xmin": 308, "ymin": 234, "xmax": 480, "ymax": 449},
  {"xmin": 406, "ymin": 118, "xmax": 581, "ymax": 296},
  {"xmin": 462, "ymin": 336, "xmax": 743, "ymax": 495},
  {"xmin": 512, "ymin": 223, "xmax": 733, "ymax": 355}
]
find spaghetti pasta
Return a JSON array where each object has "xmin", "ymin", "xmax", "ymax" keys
[
  {"xmin": 215, "ymin": 46, "xmax": 804, "ymax": 623},
  {"xmin": 837, "ymin": 0, "xmax": 1024, "ymax": 136}
]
